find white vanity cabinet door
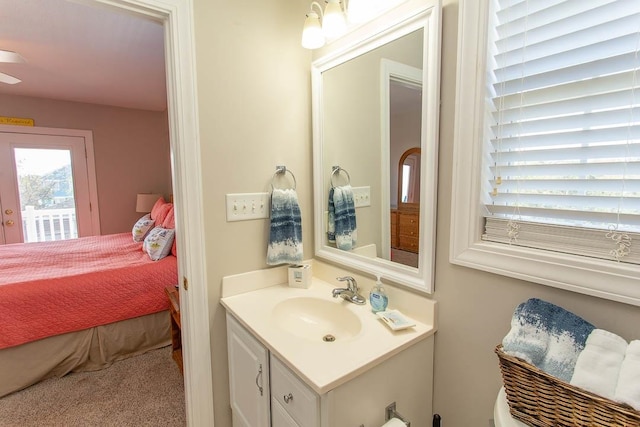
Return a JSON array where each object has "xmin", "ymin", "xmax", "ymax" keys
[
  {"xmin": 270, "ymin": 355, "xmax": 320, "ymax": 427},
  {"xmin": 271, "ymin": 398, "xmax": 300, "ymax": 427},
  {"xmin": 227, "ymin": 314, "xmax": 271, "ymax": 427}
]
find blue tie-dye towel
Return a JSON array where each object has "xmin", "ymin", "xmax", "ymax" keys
[
  {"xmin": 267, "ymin": 188, "xmax": 303, "ymax": 266},
  {"xmin": 327, "ymin": 185, "xmax": 357, "ymax": 251},
  {"xmin": 502, "ymin": 298, "xmax": 595, "ymax": 382}
]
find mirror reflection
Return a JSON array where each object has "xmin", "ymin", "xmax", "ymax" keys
[
  {"xmin": 312, "ymin": 1, "xmax": 441, "ymax": 293},
  {"xmin": 392, "ymin": 147, "xmax": 421, "ymax": 267},
  {"xmin": 399, "ymin": 148, "xmax": 421, "ymax": 205},
  {"xmin": 321, "ymin": 29, "xmax": 423, "ymax": 267}
]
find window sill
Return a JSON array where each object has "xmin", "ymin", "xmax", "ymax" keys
[{"xmin": 450, "ymin": 240, "xmax": 640, "ymax": 306}]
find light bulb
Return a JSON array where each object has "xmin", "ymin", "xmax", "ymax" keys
[{"xmin": 301, "ymin": 11, "xmax": 325, "ymax": 49}]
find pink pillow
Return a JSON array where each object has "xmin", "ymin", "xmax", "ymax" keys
[
  {"xmin": 153, "ymin": 203, "xmax": 172, "ymax": 226},
  {"xmin": 150, "ymin": 197, "xmax": 166, "ymax": 220},
  {"xmin": 162, "ymin": 206, "xmax": 175, "ymax": 229},
  {"xmin": 171, "ymin": 238, "xmax": 177, "ymax": 257}
]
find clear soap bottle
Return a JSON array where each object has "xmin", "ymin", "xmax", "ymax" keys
[{"xmin": 369, "ymin": 275, "xmax": 388, "ymax": 313}]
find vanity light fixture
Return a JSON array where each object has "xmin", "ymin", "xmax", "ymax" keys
[
  {"xmin": 301, "ymin": 0, "xmax": 407, "ymax": 49},
  {"xmin": 301, "ymin": 0, "xmax": 350, "ymax": 49},
  {"xmin": 302, "ymin": 2, "xmax": 326, "ymax": 49}
]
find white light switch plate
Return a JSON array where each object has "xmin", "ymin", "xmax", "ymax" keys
[
  {"xmin": 352, "ymin": 186, "xmax": 371, "ymax": 208},
  {"xmin": 226, "ymin": 193, "xmax": 270, "ymax": 221}
]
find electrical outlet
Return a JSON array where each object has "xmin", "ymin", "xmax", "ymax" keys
[
  {"xmin": 225, "ymin": 193, "xmax": 270, "ymax": 221},
  {"xmin": 352, "ymin": 186, "xmax": 371, "ymax": 208}
]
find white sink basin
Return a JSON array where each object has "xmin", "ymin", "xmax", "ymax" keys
[
  {"xmin": 272, "ymin": 297, "xmax": 362, "ymax": 341},
  {"xmin": 221, "ymin": 277, "xmax": 436, "ymax": 394}
]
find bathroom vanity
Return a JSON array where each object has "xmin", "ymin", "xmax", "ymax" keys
[{"xmin": 221, "ymin": 266, "xmax": 437, "ymax": 427}]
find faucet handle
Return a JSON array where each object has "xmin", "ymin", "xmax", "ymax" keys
[{"xmin": 337, "ymin": 276, "xmax": 357, "ymax": 291}]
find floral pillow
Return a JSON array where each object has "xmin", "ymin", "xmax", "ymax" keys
[
  {"xmin": 143, "ymin": 226, "xmax": 175, "ymax": 261},
  {"xmin": 132, "ymin": 214, "xmax": 155, "ymax": 242}
]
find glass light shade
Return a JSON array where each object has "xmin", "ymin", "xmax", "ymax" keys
[
  {"xmin": 322, "ymin": 0, "xmax": 347, "ymax": 39},
  {"xmin": 302, "ymin": 12, "xmax": 325, "ymax": 49}
]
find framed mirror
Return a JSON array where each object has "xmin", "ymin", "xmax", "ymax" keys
[{"xmin": 312, "ymin": 0, "xmax": 441, "ymax": 293}]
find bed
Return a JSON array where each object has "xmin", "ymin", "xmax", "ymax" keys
[{"xmin": 0, "ymin": 231, "xmax": 178, "ymax": 397}]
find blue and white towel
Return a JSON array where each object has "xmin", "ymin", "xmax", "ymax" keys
[
  {"xmin": 502, "ymin": 298, "xmax": 595, "ymax": 382},
  {"xmin": 327, "ymin": 185, "xmax": 357, "ymax": 251},
  {"xmin": 267, "ymin": 188, "xmax": 303, "ymax": 266},
  {"xmin": 570, "ymin": 329, "xmax": 627, "ymax": 399}
]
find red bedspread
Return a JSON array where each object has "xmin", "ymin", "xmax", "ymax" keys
[{"xmin": 0, "ymin": 233, "xmax": 177, "ymax": 349}]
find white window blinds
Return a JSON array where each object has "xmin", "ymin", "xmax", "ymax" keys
[{"xmin": 482, "ymin": 0, "xmax": 640, "ymax": 264}]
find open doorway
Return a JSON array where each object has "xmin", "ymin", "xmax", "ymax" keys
[{"xmin": 0, "ymin": 0, "xmax": 213, "ymax": 424}]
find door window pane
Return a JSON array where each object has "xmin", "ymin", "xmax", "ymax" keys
[{"xmin": 14, "ymin": 148, "xmax": 78, "ymax": 242}]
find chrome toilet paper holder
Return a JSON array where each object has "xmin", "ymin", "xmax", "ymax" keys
[{"xmin": 385, "ymin": 402, "xmax": 410, "ymax": 426}]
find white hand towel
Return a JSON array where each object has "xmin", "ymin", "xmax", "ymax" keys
[
  {"xmin": 615, "ymin": 340, "xmax": 640, "ymax": 410},
  {"xmin": 570, "ymin": 329, "xmax": 627, "ymax": 400}
]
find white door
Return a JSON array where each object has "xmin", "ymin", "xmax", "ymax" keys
[
  {"xmin": 227, "ymin": 314, "xmax": 271, "ymax": 427},
  {"xmin": 0, "ymin": 127, "xmax": 99, "ymax": 244}
]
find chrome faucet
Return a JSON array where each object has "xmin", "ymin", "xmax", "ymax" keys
[{"xmin": 332, "ymin": 276, "xmax": 366, "ymax": 305}]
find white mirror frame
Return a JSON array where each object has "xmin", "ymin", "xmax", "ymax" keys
[{"xmin": 311, "ymin": 0, "xmax": 441, "ymax": 293}]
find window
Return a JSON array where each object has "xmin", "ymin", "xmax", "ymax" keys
[{"xmin": 450, "ymin": 0, "xmax": 640, "ymax": 305}]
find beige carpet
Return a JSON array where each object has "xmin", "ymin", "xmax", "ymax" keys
[{"xmin": 0, "ymin": 346, "xmax": 185, "ymax": 427}]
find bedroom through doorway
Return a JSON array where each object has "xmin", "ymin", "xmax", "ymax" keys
[{"xmin": 0, "ymin": 0, "xmax": 213, "ymax": 423}]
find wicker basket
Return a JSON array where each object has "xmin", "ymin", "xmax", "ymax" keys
[{"xmin": 495, "ymin": 345, "xmax": 640, "ymax": 427}]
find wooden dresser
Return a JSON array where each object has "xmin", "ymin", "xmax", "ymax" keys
[{"xmin": 391, "ymin": 209, "xmax": 419, "ymax": 253}]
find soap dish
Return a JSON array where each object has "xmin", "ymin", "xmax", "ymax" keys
[{"xmin": 376, "ymin": 310, "xmax": 416, "ymax": 331}]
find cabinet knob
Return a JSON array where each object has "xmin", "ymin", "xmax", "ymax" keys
[
  {"xmin": 4, "ymin": 209, "xmax": 13, "ymax": 215},
  {"xmin": 5, "ymin": 220, "xmax": 14, "ymax": 226},
  {"xmin": 284, "ymin": 393, "xmax": 293, "ymax": 403}
]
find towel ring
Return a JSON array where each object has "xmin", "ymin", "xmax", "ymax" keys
[
  {"xmin": 330, "ymin": 166, "xmax": 351, "ymax": 188},
  {"xmin": 271, "ymin": 166, "xmax": 297, "ymax": 191}
]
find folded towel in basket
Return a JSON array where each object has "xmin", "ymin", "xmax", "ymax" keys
[
  {"xmin": 267, "ymin": 188, "xmax": 303, "ymax": 266},
  {"xmin": 327, "ymin": 185, "xmax": 357, "ymax": 251},
  {"xmin": 570, "ymin": 329, "xmax": 627, "ymax": 399},
  {"xmin": 615, "ymin": 340, "xmax": 640, "ymax": 410},
  {"xmin": 502, "ymin": 298, "xmax": 595, "ymax": 382}
]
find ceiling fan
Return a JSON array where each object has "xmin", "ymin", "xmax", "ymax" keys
[{"xmin": 0, "ymin": 49, "xmax": 25, "ymax": 85}]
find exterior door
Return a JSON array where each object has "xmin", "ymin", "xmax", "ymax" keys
[{"xmin": 0, "ymin": 126, "xmax": 99, "ymax": 244}]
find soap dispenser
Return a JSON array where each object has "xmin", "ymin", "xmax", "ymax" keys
[{"xmin": 369, "ymin": 275, "xmax": 388, "ymax": 313}]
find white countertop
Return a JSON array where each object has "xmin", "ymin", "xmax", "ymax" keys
[{"xmin": 221, "ymin": 276, "xmax": 437, "ymax": 395}]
